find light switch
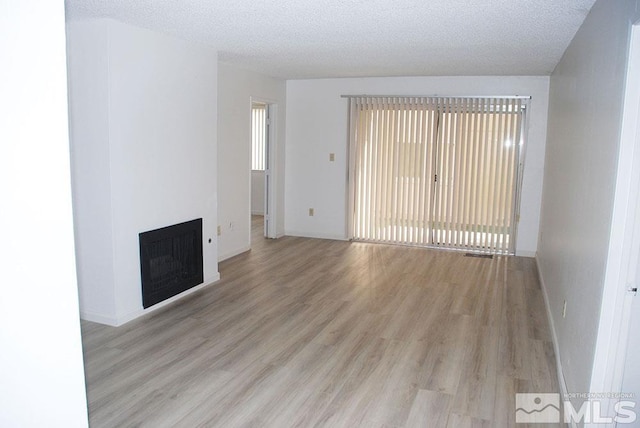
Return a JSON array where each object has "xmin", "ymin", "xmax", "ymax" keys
[{"xmin": 329, "ymin": 153, "xmax": 335, "ymax": 162}]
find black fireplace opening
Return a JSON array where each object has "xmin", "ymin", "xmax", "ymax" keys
[{"xmin": 139, "ymin": 218, "xmax": 204, "ymax": 309}]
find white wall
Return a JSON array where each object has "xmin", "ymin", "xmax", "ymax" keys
[
  {"xmin": 285, "ymin": 76, "xmax": 549, "ymax": 255},
  {"xmin": 66, "ymin": 19, "xmax": 116, "ymax": 322},
  {"xmin": 538, "ymin": 0, "xmax": 640, "ymax": 399},
  {"xmin": 0, "ymin": 0, "xmax": 88, "ymax": 426},
  {"xmin": 218, "ymin": 62, "xmax": 286, "ymax": 260},
  {"xmin": 251, "ymin": 171, "xmax": 265, "ymax": 215},
  {"xmin": 67, "ymin": 19, "xmax": 219, "ymax": 325}
]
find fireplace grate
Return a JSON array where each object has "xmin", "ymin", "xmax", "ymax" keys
[{"xmin": 139, "ymin": 219, "xmax": 203, "ymax": 308}]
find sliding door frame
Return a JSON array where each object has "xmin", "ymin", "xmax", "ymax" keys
[
  {"xmin": 509, "ymin": 99, "xmax": 530, "ymax": 255},
  {"xmin": 346, "ymin": 95, "xmax": 530, "ymax": 255}
]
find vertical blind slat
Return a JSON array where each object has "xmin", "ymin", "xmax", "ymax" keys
[{"xmin": 251, "ymin": 105, "xmax": 266, "ymax": 171}]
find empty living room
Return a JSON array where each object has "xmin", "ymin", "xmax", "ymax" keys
[{"xmin": 3, "ymin": 0, "xmax": 640, "ymax": 427}]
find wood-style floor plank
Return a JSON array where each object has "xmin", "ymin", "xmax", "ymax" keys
[{"xmin": 81, "ymin": 216, "xmax": 561, "ymax": 427}]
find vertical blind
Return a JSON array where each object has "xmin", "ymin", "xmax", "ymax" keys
[
  {"xmin": 251, "ymin": 104, "xmax": 267, "ymax": 171},
  {"xmin": 348, "ymin": 96, "xmax": 528, "ymax": 255}
]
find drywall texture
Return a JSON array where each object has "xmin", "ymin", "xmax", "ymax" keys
[
  {"xmin": 538, "ymin": 0, "xmax": 640, "ymax": 397},
  {"xmin": 285, "ymin": 76, "xmax": 550, "ymax": 256},
  {"xmin": 217, "ymin": 62, "xmax": 286, "ymax": 261},
  {"xmin": 67, "ymin": 19, "xmax": 219, "ymax": 325},
  {"xmin": 0, "ymin": 0, "xmax": 88, "ymax": 425}
]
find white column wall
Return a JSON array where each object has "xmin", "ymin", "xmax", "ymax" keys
[
  {"xmin": 67, "ymin": 19, "xmax": 219, "ymax": 325},
  {"xmin": 0, "ymin": 0, "xmax": 89, "ymax": 425}
]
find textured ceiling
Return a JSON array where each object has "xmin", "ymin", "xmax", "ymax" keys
[{"xmin": 65, "ymin": 0, "xmax": 596, "ymax": 79}]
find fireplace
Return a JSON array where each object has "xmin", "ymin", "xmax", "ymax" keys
[{"xmin": 139, "ymin": 218, "xmax": 204, "ymax": 308}]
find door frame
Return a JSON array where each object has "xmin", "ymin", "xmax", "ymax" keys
[{"xmin": 250, "ymin": 97, "xmax": 278, "ymax": 240}]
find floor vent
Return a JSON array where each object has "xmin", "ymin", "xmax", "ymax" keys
[{"xmin": 464, "ymin": 253, "xmax": 494, "ymax": 259}]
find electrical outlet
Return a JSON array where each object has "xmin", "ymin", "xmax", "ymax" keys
[
  {"xmin": 562, "ymin": 300, "xmax": 567, "ymax": 318},
  {"xmin": 309, "ymin": 208, "xmax": 314, "ymax": 216},
  {"xmin": 329, "ymin": 153, "xmax": 335, "ymax": 162},
  {"xmin": 217, "ymin": 225, "xmax": 221, "ymax": 236}
]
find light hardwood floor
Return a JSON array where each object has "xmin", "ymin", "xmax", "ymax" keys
[{"xmin": 81, "ymin": 216, "xmax": 561, "ymax": 427}]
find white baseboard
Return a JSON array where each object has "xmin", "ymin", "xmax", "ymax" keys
[
  {"xmin": 516, "ymin": 250, "xmax": 537, "ymax": 258},
  {"xmin": 534, "ymin": 256, "xmax": 576, "ymax": 427},
  {"xmin": 80, "ymin": 273, "xmax": 221, "ymax": 327},
  {"xmin": 79, "ymin": 310, "xmax": 121, "ymax": 326},
  {"xmin": 284, "ymin": 230, "xmax": 348, "ymax": 241},
  {"xmin": 218, "ymin": 245, "xmax": 251, "ymax": 262}
]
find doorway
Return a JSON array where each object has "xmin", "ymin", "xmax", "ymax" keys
[{"xmin": 250, "ymin": 100, "xmax": 276, "ymax": 244}]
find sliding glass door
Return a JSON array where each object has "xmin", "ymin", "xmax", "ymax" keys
[{"xmin": 348, "ymin": 96, "xmax": 527, "ymax": 255}]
